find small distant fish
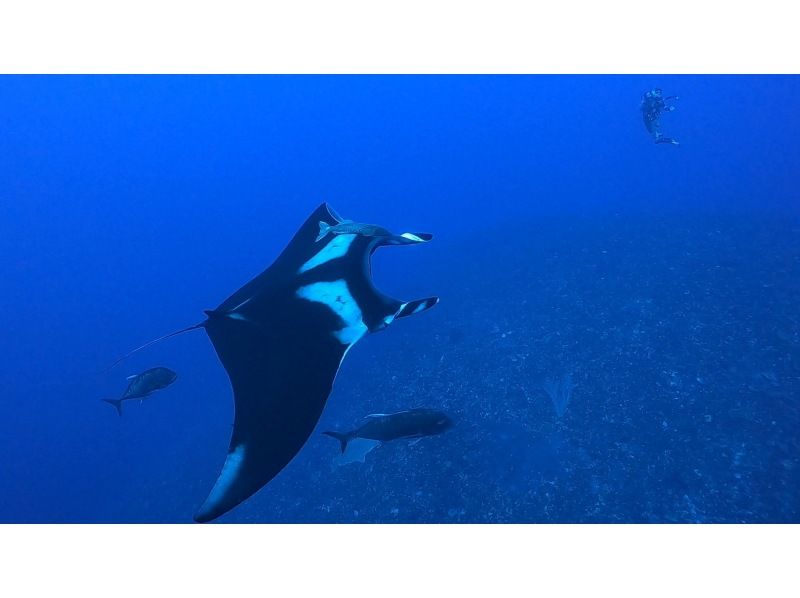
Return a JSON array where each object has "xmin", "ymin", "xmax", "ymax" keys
[
  {"xmin": 315, "ymin": 220, "xmax": 392, "ymax": 242},
  {"xmin": 323, "ymin": 408, "xmax": 453, "ymax": 453},
  {"xmin": 101, "ymin": 366, "xmax": 177, "ymax": 416}
]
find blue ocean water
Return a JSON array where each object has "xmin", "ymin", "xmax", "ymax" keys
[{"xmin": 1, "ymin": 75, "xmax": 797, "ymax": 523}]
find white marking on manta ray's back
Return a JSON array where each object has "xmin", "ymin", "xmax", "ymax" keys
[
  {"xmin": 299, "ymin": 234, "xmax": 357, "ymax": 274},
  {"xmin": 204, "ymin": 444, "xmax": 246, "ymax": 508},
  {"xmin": 387, "ymin": 298, "xmax": 431, "ymax": 324},
  {"xmin": 296, "ymin": 280, "xmax": 368, "ymax": 345},
  {"xmin": 383, "ymin": 300, "xmax": 414, "ymax": 326},
  {"xmin": 412, "ymin": 301, "xmax": 430, "ymax": 314},
  {"xmin": 400, "ymin": 232, "xmax": 424, "ymax": 242}
]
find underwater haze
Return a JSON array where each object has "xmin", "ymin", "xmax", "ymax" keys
[{"xmin": 1, "ymin": 75, "xmax": 798, "ymax": 523}]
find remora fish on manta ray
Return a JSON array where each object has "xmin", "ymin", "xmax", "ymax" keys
[
  {"xmin": 101, "ymin": 366, "xmax": 177, "ymax": 416},
  {"xmin": 323, "ymin": 408, "xmax": 453, "ymax": 453},
  {"xmin": 316, "ymin": 220, "xmax": 387, "ymax": 242},
  {"xmin": 110, "ymin": 203, "xmax": 438, "ymax": 522}
]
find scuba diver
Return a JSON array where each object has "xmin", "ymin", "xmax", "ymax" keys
[{"xmin": 641, "ymin": 88, "xmax": 679, "ymax": 145}]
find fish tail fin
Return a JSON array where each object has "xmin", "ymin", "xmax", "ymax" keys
[
  {"xmin": 102, "ymin": 398, "xmax": 124, "ymax": 416},
  {"xmin": 322, "ymin": 431, "xmax": 351, "ymax": 454},
  {"xmin": 315, "ymin": 221, "xmax": 331, "ymax": 242}
]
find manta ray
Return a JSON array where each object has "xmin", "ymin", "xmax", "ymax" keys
[{"xmin": 114, "ymin": 203, "xmax": 438, "ymax": 522}]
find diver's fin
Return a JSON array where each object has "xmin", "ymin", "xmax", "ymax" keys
[
  {"xmin": 315, "ymin": 221, "xmax": 331, "ymax": 242},
  {"xmin": 102, "ymin": 398, "xmax": 124, "ymax": 416},
  {"xmin": 322, "ymin": 431, "xmax": 352, "ymax": 454},
  {"xmin": 105, "ymin": 322, "xmax": 206, "ymax": 371},
  {"xmin": 396, "ymin": 297, "xmax": 439, "ymax": 319}
]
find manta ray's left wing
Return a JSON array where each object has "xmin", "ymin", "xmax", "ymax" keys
[{"xmin": 194, "ymin": 203, "xmax": 437, "ymax": 522}]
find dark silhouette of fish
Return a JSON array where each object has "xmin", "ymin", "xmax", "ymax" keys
[
  {"xmin": 101, "ymin": 366, "xmax": 177, "ymax": 416},
  {"xmin": 323, "ymin": 408, "xmax": 453, "ymax": 453},
  {"xmin": 110, "ymin": 203, "xmax": 438, "ymax": 522}
]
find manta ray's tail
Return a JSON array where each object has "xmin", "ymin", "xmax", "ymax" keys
[
  {"xmin": 105, "ymin": 321, "xmax": 206, "ymax": 371},
  {"xmin": 322, "ymin": 431, "xmax": 353, "ymax": 454},
  {"xmin": 102, "ymin": 398, "xmax": 124, "ymax": 416}
]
